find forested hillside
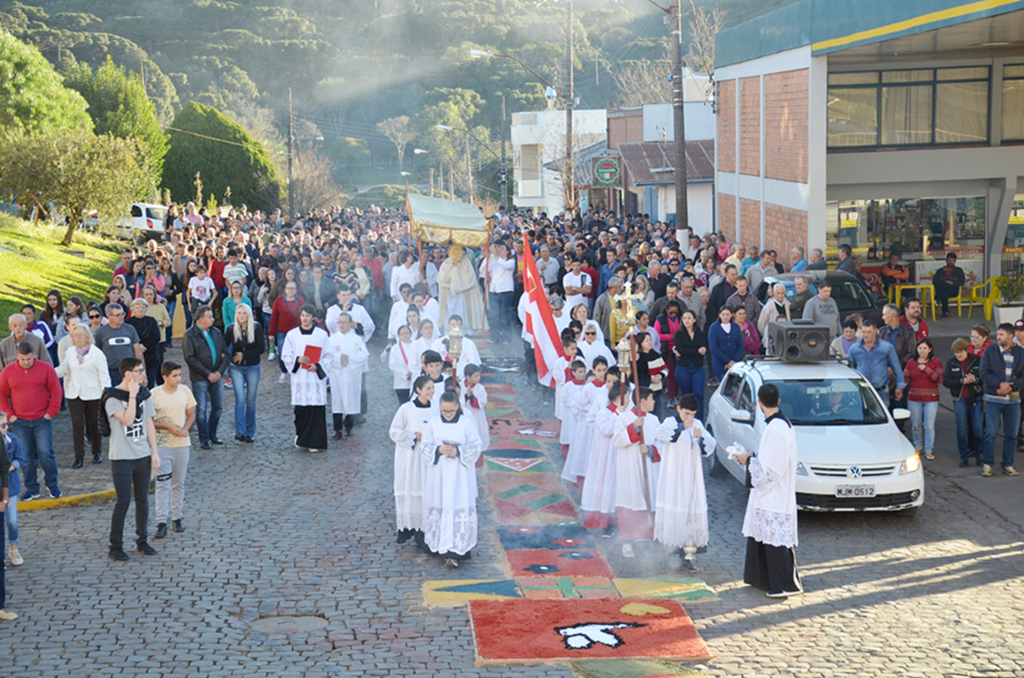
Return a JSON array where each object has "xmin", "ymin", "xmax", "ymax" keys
[{"xmin": 0, "ymin": 0, "xmax": 796, "ymax": 197}]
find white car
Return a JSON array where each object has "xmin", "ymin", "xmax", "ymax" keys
[
  {"xmin": 706, "ymin": 359, "xmax": 924, "ymax": 513},
  {"xmin": 85, "ymin": 203, "xmax": 168, "ymax": 241}
]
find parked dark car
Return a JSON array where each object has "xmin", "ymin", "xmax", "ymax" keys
[{"xmin": 757, "ymin": 271, "xmax": 886, "ymax": 327}]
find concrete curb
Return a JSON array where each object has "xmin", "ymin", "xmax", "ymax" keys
[{"xmin": 19, "ymin": 487, "xmax": 117, "ymax": 511}]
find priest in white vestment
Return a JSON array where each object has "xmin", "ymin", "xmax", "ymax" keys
[
  {"xmin": 437, "ymin": 245, "xmax": 487, "ymax": 335},
  {"xmin": 326, "ymin": 313, "xmax": 369, "ymax": 439},
  {"xmin": 389, "ymin": 375, "xmax": 437, "ymax": 549},
  {"xmin": 736, "ymin": 383, "xmax": 802, "ymax": 597},
  {"xmin": 419, "ymin": 390, "xmax": 482, "ymax": 567},
  {"xmin": 281, "ymin": 305, "xmax": 333, "ymax": 452}
]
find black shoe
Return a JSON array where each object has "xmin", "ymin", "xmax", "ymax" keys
[
  {"xmin": 210, "ymin": 438, "xmax": 224, "ymax": 446},
  {"xmin": 345, "ymin": 428, "xmax": 353, "ymax": 437},
  {"xmin": 331, "ymin": 430, "xmax": 344, "ymax": 440},
  {"xmin": 959, "ymin": 458, "xmax": 970, "ymax": 468},
  {"xmin": 92, "ymin": 454, "xmax": 103, "ymax": 464},
  {"xmin": 137, "ymin": 541, "xmax": 158, "ymax": 556},
  {"xmin": 173, "ymin": 519, "xmax": 185, "ymax": 533},
  {"xmin": 243, "ymin": 436, "xmax": 254, "ymax": 443},
  {"xmin": 72, "ymin": 458, "xmax": 83, "ymax": 469},
  {"xmin": 155, "ymin": 523, "xmax": 168, "ymax": 539},
  {"xmin": 200, "ymin": 441, "xmax": 212, "ymax": 450},
  {"xmin": 109, "ymin": 548, "xmax": 129, "ymax": 561},
  {"xmin": 235, "ymin": 434, "xmax": 245, "ymax": 441}
]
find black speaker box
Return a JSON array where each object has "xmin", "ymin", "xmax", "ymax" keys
[{"xmin": 767, "ymin": 320, "xmax": 830, "ymax": 362}]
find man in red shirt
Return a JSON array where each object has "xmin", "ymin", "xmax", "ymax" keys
[{"xmin": 0, "ymin": 342, "xmax": 63, "ymax": 501}]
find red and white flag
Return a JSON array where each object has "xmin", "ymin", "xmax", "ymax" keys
[{"xmin": 522, "ymin": 234, "xmax": 566, "ymax": 388}]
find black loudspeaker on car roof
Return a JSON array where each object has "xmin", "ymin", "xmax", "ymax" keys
[{"xmin": 767, "ymin": 320, "xmax": 830, "ymax": 363}]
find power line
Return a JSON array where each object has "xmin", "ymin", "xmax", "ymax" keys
[{"xmin": 163, "ymin": 127, "xmax": 256, "ymax": 148}]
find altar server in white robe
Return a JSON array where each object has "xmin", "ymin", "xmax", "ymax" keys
[
  {"xmin": 564, "ymin": 359, "xmax": 607, "ymax": 489},
  {"xmin": 462, "ymin": 363, "xmax": 490, "ymax": 466},
  {"xmin": 551, "ymin": 337, "xmax": 580, "ymax": 439},
  {"xmin": 612, "ymin": 387, "xmax": 660, "ymax": 557},
  {"xmin": 735, "ymin": 383, "xmax": 803, "ymax": 598},
  {"xmin": 281, "ymin": 305, "xmax": 334, "ymax": 452},
  {"xmin": 431, "ymin": 315, "xmax": 481, "ymax": 380},
  {"xmin": 581, "ymin": 377, "xmax": 627, "ymax": 532},
  {"xmin": 389, "ymin": 375, "xmax": 437, "ymax": 549},
  {"xmin": 559, "ymin": 360, "xmax": 587, "ymax": 457},
  {"xmin": 325, "ymin": 284, "xmax": 375, "ymax": 341},
  {"xmin": 417, "ymin": 350, "xmax": 447, "ymax": 408},
  {"xmin": 326, "ymin": 313, "xmax": 368, "ymax": 440},
  {"xmin": 389, "ymin": 325, "xmax": 417, "ymax": 405},
  {"xmin": 654, "ymin": 394, "xmax": 715, "ymax": 571},
  {"xmin": 419, "ymin": 389, "xmax": 483, "ymax": 567},
  {"xmin": 387, "ymin": 283, "xmax": 414, "ymax": 342}
]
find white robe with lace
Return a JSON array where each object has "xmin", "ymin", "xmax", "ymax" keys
[
  {"xmin": 281, "ymin": 326, "xmax": 333, "ymax": 406},
  {"xmin": 419, "ymin": 413, "xmax": 482, "ymax": 555},
  {"xmin": 654, "ymin": 417, "xmax": 716, "ymax": 548},
  {"xmin": 326, "ymin": 329, "xmax": 368, "ymax": 415},
  {"xmin": 742, "ymin": 415, "xmax": 799, "ymax": 548},
  {"xmin": 389, "ymin": 400, "xmax": 437, "ymax": 532}
]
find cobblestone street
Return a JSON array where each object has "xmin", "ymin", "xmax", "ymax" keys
[{"xmin": 4, "ymin": 337, "xmax": 1024, "ymax": 677}]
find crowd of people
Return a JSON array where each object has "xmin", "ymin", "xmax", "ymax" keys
[{"xmin": 2, "ymin": 198, "xmax": 1023, "ymax": 619}]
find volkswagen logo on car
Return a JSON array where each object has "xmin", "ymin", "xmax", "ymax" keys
[{"xmin": 846, "ymin": 466, "xmax": 863, "ymax": 479}]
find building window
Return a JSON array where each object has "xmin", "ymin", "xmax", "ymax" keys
[
  {"xmin": 827, "ymin": 67, "xmax": 990, "ymax": 148},
  {"xmin": 1002, "ymin": 64, "xmax": 1024, "ymax": 141}
]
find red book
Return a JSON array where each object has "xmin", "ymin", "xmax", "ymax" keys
[{"xmin": 303, "ymin": 344, "xmax": 322, "ymax": 370}]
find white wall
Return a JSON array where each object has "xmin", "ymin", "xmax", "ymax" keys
[{"xmin": 643, "ymin": 102, "xmax": 716, "ymax": 142}]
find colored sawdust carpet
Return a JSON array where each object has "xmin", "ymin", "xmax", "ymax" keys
[
  {"xmin": 614, "ymin": 578, "xmax": 718, "ymax": 603},
  {"xmin": 570, "ymin": 658, "xmax": 705, "ymax": 678},
  {"xmin": 488, "ymin": 472, "xmax": 579, "ymax": 525},
  {"xmin": 506, "ymin": 549, "xmax": 615, "ymax": 579},
  {"xmin": 423, "ymin": 579, "xmax": 522, "ymax": 607},
  {"xmin": 517, "ymin": 576, "xmax": 619, "ymax": 600},
  {"xmin": 469, "ymin": 598, "xmax": 713, "ymax": 664},
  {"xmin": 498, "ymin": 525, "xmax": 597, "ymax": 551}
]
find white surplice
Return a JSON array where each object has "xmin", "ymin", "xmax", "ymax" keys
[
  {"xmin": 654, "ymin": 417, "xmax": 716, "ymax": 548},
  {"xmin": 612, "ymin": 409, "xmax": 660, "ymax": 512},
  {"xmin": 388, "ymin": 339, "xmax": 416, "ymax": 391},
  {"xmin": 559, "ymin": 379, "xmax": 585, "ymax": 445},
  {"xmin": 562, "ymin": 381, "xmax": 602, "ymax": 485},
  {"xmin": 326, "ymin": 328, "xmax": 368, "ymax": 415},
  {"xmin": 419, "ymin": 413, "xmax": 482, "ymax": 555},
  {"xmin": 579, "ymin": 402, "xmax": 621, "ymax": 521},
  {"xmin": 281, "ymin": 326, "xmax": 333, "ymax": 406},
  {"xmin": 431, "ymin": 334, "xmax": 481, "ymax": 379},
  {"xmin": 325, "ymin": 301, "xmax": 376, "ymax": 342},
  {"xmin": 742, "ymin": 414, "xmax": 799, "ymax": 548},
  {"xmin": 389, "ymin": 400, "xmax": 436, "ymax": 532},
  {"xmin": 462, "ymin": 382, "xmax": 490, "ymax": 453},
  {"xmin": 578, "ymin": 337, "xmax": 615, "ymax": 371},
  {"xmin": 387, "ymin": 299, "xmax": 410, "ymax": 341}
]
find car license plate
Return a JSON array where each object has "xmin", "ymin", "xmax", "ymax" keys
[{"xmin": 835, "ymin": 485, "xmax": 875, "ymax": 498}]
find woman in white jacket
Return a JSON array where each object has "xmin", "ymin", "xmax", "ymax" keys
[
  {"xmin": 757, "ymin": 283, "xmax": 792, "ymax": 340},
  {"xmin": 55, "ymin": 324, "xmax": 111, "ymax": 468}
]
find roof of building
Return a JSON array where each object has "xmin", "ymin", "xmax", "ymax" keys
[
  {"xmin": 716, "ymin": 0, "xmax": 1024, "ymax": 68},
  {"xmin": 617, "ymin": 140, "xmax": 715, "ymax": 186},
  {"xmin": 542, "ymin": 140, "xmax": 608, "ymax": 186}
]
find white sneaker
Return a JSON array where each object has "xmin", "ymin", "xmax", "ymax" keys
[
  {"xmin": 622, "ymin": 543, "xmax": 635, "ymax": 558},
  {"xmin": 0, "ymin": 609, "xmax": 17, "ymax": 621},
  {"xmin": 766, "ymin": 589, "xmax": 803, "ymax": 598},
  {"xmin": 279, "ymin": 373, "xmax": 287, "ymax": 384},
  {"xmin": 8, "ymin": 545, "xmax": 22, "ymax": 566}
]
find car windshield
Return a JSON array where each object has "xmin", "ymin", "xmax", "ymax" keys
[
  {"xmin": 147, "ymin": 206, "xmax": 168, "ymax": 221},
  {"xmin": 767, "ymin": 378, "xmax": 888, "ymax": 425}
]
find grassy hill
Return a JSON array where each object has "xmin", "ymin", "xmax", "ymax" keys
[{"xmin": 0, "ymin": 214, "xmax": 120, "ymax": 336}]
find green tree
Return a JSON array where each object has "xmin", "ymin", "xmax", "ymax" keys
[
  {"xmin": 62, "ymin": 56, "xmax": 168, "ymax": 185},
  {"xmin": 0, "ymin": 126, "xmax": 154, "ymax": 245},
  {"xmin": 0, "ymin": 28, "xmax": 92, "ymax": 134},
  {"xmin": 161, "ymin": 101, "xmax": 283, "ymax": 212}
]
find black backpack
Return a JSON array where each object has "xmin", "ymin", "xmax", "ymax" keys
[{"xmin": 98, "ymin": 386, "xmax": 152, "ymax": 437}]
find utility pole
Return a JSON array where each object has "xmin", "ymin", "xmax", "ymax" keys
[
  {"xmin": 465, "ymin": 133, "xmax": 474, "ymax": 203},
  {"xmin": 287, "ymin": 87, "xmax": 294, "ymax": 218},
  {"xmin": 430, "ymin": 167, "xmax": 435, "ymax": 198},
  {"xmin": 565, "ymin": 0, "xmax": 575, "ymax": 217},
  {"xmin": 671, "ymin": 0, "xmax": 689, "ymax": 231},
  {"xmin": 500, "ymin": 95, "xmax": 508, "ymax": 209}
]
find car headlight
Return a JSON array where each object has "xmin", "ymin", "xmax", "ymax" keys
[
  {"xmin": 796, "ymin": 462, "xmax": 808, "ymax": 476},
  {"xmin": 900, "ymin": 452, "xmax": 921, "ymax": 475}
]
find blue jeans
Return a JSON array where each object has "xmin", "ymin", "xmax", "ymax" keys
[
  {"xmin": 263, "ymin": 312, "xmax": 273, "ymax": 345},
  {"xmin": 10, "ymin": 418, "xmax": 58, "ymax": 496},
  {"xmin": 229, "ymin": 364, "xmax": 261, "ymax": 438},
  {"xmin": 954, "ymin": 398, "xmax": 984, "ymax": 460},
  {"xmin": 191, "ymin": 378, "xmax": 223, "ymax": 445},
  {"xmin": 908, "ymin": 400, "xmax": 938, "ymax": 453},
  {"xmin": 491, "ymin": 291, "xmax": 514, "ymax": 339},
  {"xmin": 1, "ymin": 503, "xmax": 5, "ymax": 609},
  {"xmin": 276, "ymin": 332, "xmax": 288, "ymax": 374},
  {"xmin": 983, "ymin": 399, "xmax": 1021, "ymax": 468},
  {"xmin": 165, "ymin": 300, "xmax": 176, "ymax": 344},
  {"xmin": 4, "ymin": 495, "xmax": 17, "ymax": 544},
  {"xmin": 674, "ymin": 364, "xmax": 705, "ymax": 421}
]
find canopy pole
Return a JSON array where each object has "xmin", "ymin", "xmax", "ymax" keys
[{"xmin": 483, "ymin": 223, "xmax": 491, "ymax": 327}]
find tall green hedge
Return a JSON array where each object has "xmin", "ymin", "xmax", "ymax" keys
[{"xmin": 161, "ymin": 101, "xmax": 282, "ymax": 212}]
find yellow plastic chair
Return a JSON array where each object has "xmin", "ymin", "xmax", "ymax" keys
[{"xmin": 967, "ymin": 276, "xmax": 1001, "ymax": 321}]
